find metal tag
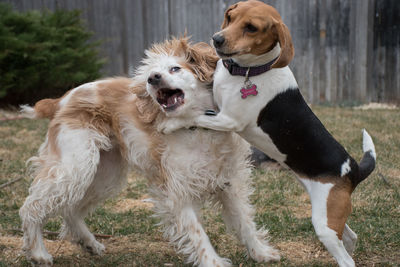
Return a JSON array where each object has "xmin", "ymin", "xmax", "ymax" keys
[{"xmin": 240, "ymin": 68, "xmax": 258, "ymax": 99}]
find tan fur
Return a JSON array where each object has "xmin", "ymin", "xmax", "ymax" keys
[
  {"xmin": 219, "ymin": 0, "xmax": 294, "ymax": 68},
  {"xmin": 326, "ymin": 178, "xmax": 353, "ymax": 240},
  {"xmin": 150, "ymin": 37, "xmax": 219, "ymax": 84},
  {"xmin": 296, "ymin": 175, "xmax": 354, "ymax": 240},
  {"xmin": 47, "ymin": 123, "xmax": 60, "ymax": 157},
  {"xmin": 33, "ymin": 98, "xmax": 61, "ymax": 119}
]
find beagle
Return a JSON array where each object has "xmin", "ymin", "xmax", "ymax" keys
[{"xmin": 161, "ymin": 1, "xmax": 376, "ymax": 266}]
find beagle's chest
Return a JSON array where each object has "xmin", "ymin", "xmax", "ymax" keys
[
  {"xmin": 212, "ymin": 60, "xmax": 298, "ymax": 120},
  {"xmin": 213, "ymin": 62, "xmax": 266, "ymax": 114},
  {"xmin": 212, "ymin": 61, "xmax": 246, "ymax": 108}
]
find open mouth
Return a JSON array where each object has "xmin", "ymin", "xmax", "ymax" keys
[{"xmin": 156, "ymin": 88, "xmax": 185, "ymax": 111}]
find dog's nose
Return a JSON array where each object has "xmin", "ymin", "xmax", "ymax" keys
[
  {"xmin": 212, "ymin": 34, "xmax": 225, "ymax": 48},
  {"xmin": 147, "ymin": 72, "xmax": 162, "ymax": 85}
]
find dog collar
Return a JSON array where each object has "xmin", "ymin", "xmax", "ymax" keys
[{"xmin": 222, "ymin": 56, "xmax": 278, "ymax": 77}]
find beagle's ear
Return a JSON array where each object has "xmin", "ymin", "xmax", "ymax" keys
[
  {"xmin": 186, "ymin": 42, "xmax": 219, "ymax": 83},
  {"xmin": 272, "ymin": 22, "xmax": 295, "ymax": 68},
  {"xmin": 221, "ymin": 3, "xmax": 238, "ymax": 29}
]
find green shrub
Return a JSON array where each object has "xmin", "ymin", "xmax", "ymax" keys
[{"xmin": 0, "ymin": 3, "xmax": 105, "ymax": 105}]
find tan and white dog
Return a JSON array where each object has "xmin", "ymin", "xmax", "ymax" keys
[
  {"xmin": 160, "ymin": 2, "xmax": 377, "ymax": 267},
  {"xmin": 19, "ymin": 38, "xmax": 280, "ymax": 266}
]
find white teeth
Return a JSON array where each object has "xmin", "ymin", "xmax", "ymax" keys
[
  {"xmin": 173, "ymin": 97, "xmax": 177, "ymax": 104},
  {"xmin": 162, "ymin": 104, "xmax": 167, "ymax": 108}
]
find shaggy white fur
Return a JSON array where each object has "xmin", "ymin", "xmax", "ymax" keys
[{"xmin": 19, "ymin": 39, "xmax": 279, "ymax": 266}]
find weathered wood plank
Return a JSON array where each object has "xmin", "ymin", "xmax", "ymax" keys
[
  {"xmin": 141, "ymin": 0, "xmax": 169, "ymax": 46},
  {"xmin": 337, "ymin": 0, "xmax": 350, "ymax": 102},
  {"xmin": 124, "ymin": 0, "xmax": 145, "ymax": 73}
]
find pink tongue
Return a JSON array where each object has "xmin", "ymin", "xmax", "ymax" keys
[
  {"xmin": 167, "ymin": 95, "xmax": 176, "ymax": 106},
  {"xmin": 167, "ymin": 93, "xmax": 179, "ymax": 106}
]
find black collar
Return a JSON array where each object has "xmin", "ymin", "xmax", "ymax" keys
[{"xmin": 222, "ymin": 56, "xmax": 278, "ymax": 77}]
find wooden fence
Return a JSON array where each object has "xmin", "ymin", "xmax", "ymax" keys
[{"xmin": 3, "ymin": 0, "xmax": 400, "ymax": 103}]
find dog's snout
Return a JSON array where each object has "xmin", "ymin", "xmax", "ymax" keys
[
  {"xmin": 212, "ymin": 34, "xmax": 225, "ymax": 48},
  {"xmin": 148, "ymin": 72, "xmax": 162, "ymax": 85}
]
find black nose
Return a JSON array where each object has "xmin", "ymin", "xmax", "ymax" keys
[
  {"xmin": 147, "ymin": 72, "xmax": 162, "ymax": 85},
  {"xmin": 212, "ymin": 34, "xmax": 225, "ymax": 48}
]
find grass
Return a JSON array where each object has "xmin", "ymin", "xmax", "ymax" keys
[{"xmin": 0, "ymin": 106, "xmax": 399, "ymax": 266}]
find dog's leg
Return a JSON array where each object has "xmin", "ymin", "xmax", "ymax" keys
[
  {"xmin": 155, "ymin": 201, "xmax": 231, "ymax": 267},
  {"xmin": 195, "ymin": 113, "xmax": 246, "ymax": 132},
  {"xmin": 216, "ymin": 180, "xmax": 280, "ymax": 263},
  {"xmin": 20, "ymin": 188, "xmax": 53, "ymax": 266},
  {"xmin": 159, "ymin": 112, "xmax": 245, "ymax": 134},
  {"xmin": 60, "ymin": 148, "xmax": 126, "ymax": 256},
  {"xmin": 158, "ymin": 117, "xmax": 193, "ymax": 134},
  {"xmin": 300, "ymin": 178, "xmax": 355, "ymax": 267},
  {"xmin": 61, "ymin": 210, "xmax": 105, "ymax": 255},
  {"xmin": 20, "ymin": 126, "xmax": 111, "ymax": 265},
  {"xmin": 342, "ymin": 224, "xmax": 357, "ymax": 255}
]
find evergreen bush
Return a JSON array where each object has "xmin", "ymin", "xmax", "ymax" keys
[{"xmin": 0, "ymin": 3, "xmax": 105, "ymax": 105}]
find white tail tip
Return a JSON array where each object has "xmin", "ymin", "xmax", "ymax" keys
[
  {"xmin": 362, "ymin": 129, "xmax": 376, "ymax": 160},
  {"xmin": 19, "ymin": 105, "xmax": 37, "ymax": 119}
]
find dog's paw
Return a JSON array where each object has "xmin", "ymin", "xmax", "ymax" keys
[
  {"xmin": 157, "ymin": 119, "xmax": 191, "ymax": 134},
  {"xmin": 157, "ymin": 122, "xmax": 176, "ymax": 134},
  {"xmin": 220, "ymin": 257, "xmax": 233, "ymax": 267},
  {"xmin": 28, "ymin": 251, "xmax": 53, "ymax": 266},
  {"xmin": 199, "ymin": 256, "xmax": 232, "ymax": 267},
  {"xmin": 343, "ymin": 225, "xmax": 357, "ymax": 255},
  {"xmin": 343, "ymin": 233, "xmax": 357, "ymax": 255},
  {"xmin": 248, "ymin": 243, "xmax": 280, "ymax": 263},
  {"xmin": 81, "ymin": 240, "xmax": 105, "ymax": 256}
]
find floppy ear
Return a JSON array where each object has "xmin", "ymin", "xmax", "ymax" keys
[
  {"xmin": 271, "ymin": 22, "xmax": 295, "ymax": 68},
  {"xmin": 186, "ymin": 42, "xmax": 219, "ymax": 84},
  {"xmin": 221, "ymin": 3, "xmax": 238, "ymax": 29},
  {"xmin": 131, "ymin": 81, "xmax": 160, "ymax": 123}
]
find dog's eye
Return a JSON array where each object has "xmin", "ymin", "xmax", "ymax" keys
[
  {"xmin": 244, "ymin": 24, "xmax": 258, "ymax": 33},
  {"xmin": 170, "ymin": 66, "xmax": 181, "ymax": 73}
]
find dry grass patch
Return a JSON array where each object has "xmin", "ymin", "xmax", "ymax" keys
[
  {"xmin": 0, "ymin": 236, "xmax": 80, "ymax": 259},
  {"xmin": 107, "ymin": 195, "xmax": 154, "ymax": 213},
  {"xmin": 354, "ymin": 102, "xmax": 398, "ymax": 110},
  {"xmin": 277, "ymin": 240, "xmax": 335, "ymax": 265}
]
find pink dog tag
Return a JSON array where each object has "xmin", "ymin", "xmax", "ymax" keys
[
  {"xmin": 240, "ymin": 67, "xmax": 258, "ymax": 99},
  {"xmin": 240, "ymin": 83, "xmax": 258, "ymax": 99}
]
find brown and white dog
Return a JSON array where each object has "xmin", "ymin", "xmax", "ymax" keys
[
  {"xmin": 160, "ymin": 2, "xmax": 377, "ymax": 267},
  {"xmin": 19, "ymin": 38, "xmax": 280, "ymax": 266}
]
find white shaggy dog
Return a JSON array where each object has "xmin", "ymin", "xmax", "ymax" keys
[{"xmin": 19, "ymin": 38, "xmax": 279, "ymax": 266}]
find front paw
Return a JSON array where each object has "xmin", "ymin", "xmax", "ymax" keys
[
  {"xmin": 157, "ymin": 119, "xmax": 194, "ymax": 134},
  {"xmin": 80, "ymin": 239, "xmax": 105, "ymax": 256},
  {"xmin": 199, "ymin": 256, "xmax": 232, "ymax": 267},
  {"xmin": 27, "ymin": 250, "xmax": 53, "ymax": 266},
  {"xmin": 157, "ymin": 121, "xmax": 184, "ymax": 134},
  {"xmin": 248, "ymin": 243, "xmax": 280, "ymax": 263},
  {"xmin": 157, "ymin": 122, "xmax": 178, "ymax": 134}
]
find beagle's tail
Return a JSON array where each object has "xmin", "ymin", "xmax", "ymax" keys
[
  {"xmin": 20, "ymin": 98, "xmax": 60, "ymax": 120},
  {"xmin": 356, "ymin": 129, "xmax": 376, "ymax": 185}
]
